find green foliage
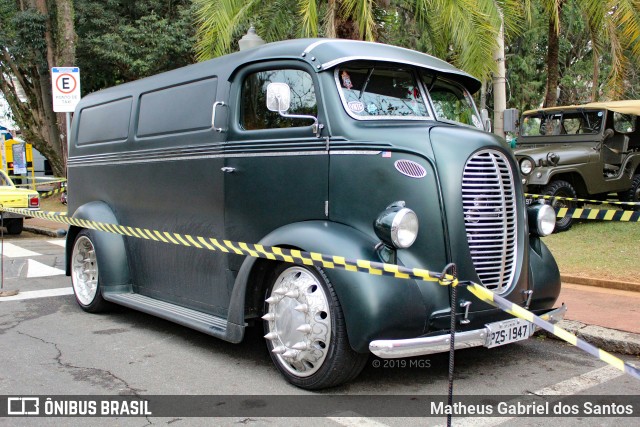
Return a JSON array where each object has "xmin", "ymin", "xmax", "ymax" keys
[{"xmin": 75, "ymin": 0, "xmax": 196, "ymax": 93}]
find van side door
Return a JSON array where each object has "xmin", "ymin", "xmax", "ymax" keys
[{"xmin": 224, "ymin": 63, "xmax": 329, "ymax": 273}]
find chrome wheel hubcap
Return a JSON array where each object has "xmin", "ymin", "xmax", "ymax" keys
[
  {"xmin": 263, "ymin": 266, "xmax": 331, "ymax": 377},
  {"xmin": 71, "ymin": 236, "xmax": 98, "ymax": 306}
]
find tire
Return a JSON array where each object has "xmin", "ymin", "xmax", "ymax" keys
[
  {"xmin": 262, "ymin": 263, "xmax": 368, "ymax": 390},
  {"xmin": 4, "ymin": 218, "xmax": 23, "ymax": 235},
  {"xmin": 542, "ymin": 180, "xmax": 577, "ymax": 233},
  {"xmin": 621, "ymin": 174, "xmax": 640, "ymax": 211},
  {"xmin": 70, "ymin": 230, "xmax": 110, "ymax": 313}
]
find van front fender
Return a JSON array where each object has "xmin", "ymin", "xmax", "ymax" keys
[
  {"xmin": 65, "ymin": 201, "xmax": 131, "ymax": 292},
  {"xmin": 230, "ymin": 221, "xmax": 428, "ymax": 353}
]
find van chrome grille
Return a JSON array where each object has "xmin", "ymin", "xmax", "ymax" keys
[{"xmin": 462, "ymin": 149, "xmax": 517, "ymax": 293}]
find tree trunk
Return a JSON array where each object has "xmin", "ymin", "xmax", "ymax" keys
[
  {"xmin": 492, "ymin": 15, "xmax": 507, "ymax": 138},
  {"xmin": 543, "ymin": 2, "xmax": 563, "ymax": 108},
  {"xmin": 591, "ymin": 50, "xmax": 599, "ymax": 101},
  {"xmin": 2, "ymin": 0, "xmax": 77, "ymax": 178}
]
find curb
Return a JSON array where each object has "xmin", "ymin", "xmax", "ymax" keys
[
  {"xmin": 538, "ymin": 320, "xmax": 640, "ymax": 356},
  {"xmin": 561, "ymin": 274, "xmax": 640, "ymax": 293},
  {"xmin": 23, "ymin": 225, "xmax": 67, "ymax": 238}
]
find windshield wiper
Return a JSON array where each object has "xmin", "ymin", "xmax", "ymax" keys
[{"xmin": 359, "ymin": 67, "xmax": 375, "ymax": 100}]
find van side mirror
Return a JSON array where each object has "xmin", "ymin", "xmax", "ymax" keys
[
  {"xmin": 265, "ymin": 82, "xmax": 323, "ymax": 137},
  {"xmin": 266, "ymin": 82, "xmax": 291, "ymax": 112},
  {"xmin": 481, "ymin": 108, "xmax": 492, "ymax": 132}
]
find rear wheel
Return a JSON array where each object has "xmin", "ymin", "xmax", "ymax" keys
[
  {"xmin": 71, "ymin": 230, "xmax": 110, "ymax": 312},
  {"xmin": 542, "ymin": 180, "xmax": 577, "ymax": 232},
  {"xmin": 4, "ymin": 218, "xmax": 23, "ymax": 235},
  {"xmin": 262, "ymin": 264, "xmax": 368, "ymax": 390}
]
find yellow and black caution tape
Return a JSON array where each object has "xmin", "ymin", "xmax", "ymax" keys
[
  {"xmin": 0, "ymin": 206, "xmax": 455, "ymax": 286},
  {"xmin": 558, "ymin": 207, "xmax": 640, "ymax": 222},
  {"xmin": 38, "ymin": 186, "xmax": 66, "ymax": 199},
  {"xmin": 525, "ymin": 193, "xmax": 640, "ymax": 207},
  {"xmin": 2, "ymin": 205, "xmax": 639, "ymax": 381},
  {"xmin": 467, "ymin": 283, "xmax": 640, "ymax": 381}
]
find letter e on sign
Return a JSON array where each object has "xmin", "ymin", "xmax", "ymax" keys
[{"xmin": 51, "ymin": 67, "xmax": 81, "ymax": 112}]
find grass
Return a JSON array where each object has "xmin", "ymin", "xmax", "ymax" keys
[{"xmin": 543, "ymin": 219, "xmax": 640, "ymax": 283}]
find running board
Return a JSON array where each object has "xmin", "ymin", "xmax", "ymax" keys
[{"xmin": 104, "ymin": 293, "xmax": 229, "ymax": 339}]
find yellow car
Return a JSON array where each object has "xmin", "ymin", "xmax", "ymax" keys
[{"xmin": 0, "ymin": 170, "xmax": 40, "ymax": 235}]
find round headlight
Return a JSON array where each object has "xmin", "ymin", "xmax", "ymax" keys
[
  {"xmin": 391, "ymin": 208, "xmax": 419, "ymax": 248},
  {"xmin": 527, "ymin": 203, "xmax": 556, "ymax": 236},
  {"xmin": 520, "ymin": 158, "xmax": 533, "ymax": 175},
  {"xmin": 374, "ymin": 204, "xmax": 419, "ymax": 249}
]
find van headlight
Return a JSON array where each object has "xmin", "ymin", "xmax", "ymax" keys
[
  {"xmin": 374, "ymin": 202, "xmax": 419, "ymax": 249},
  {"xmin": 527, "ymin": 203, "xmax": 556, "ymax": 236},
  {"xmin": 520, "ymin": 158, "xmax": 534, "ymax": 175}
]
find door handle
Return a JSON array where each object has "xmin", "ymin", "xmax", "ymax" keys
[
  {"xmin": 221, "ymin": 167, "xmax": 236, "ymax": 173},
  {"xmin": 212, "ymin": 101, "xmax": 227, "ymax": 133}
]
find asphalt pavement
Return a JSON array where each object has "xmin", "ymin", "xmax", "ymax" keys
[{"xmin": 21, "ymin": 216, "xmax": 640, "ymax": 356}]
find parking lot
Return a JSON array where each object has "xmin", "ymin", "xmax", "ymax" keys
[{"xmin": 0, "ymin": 236, "xmax": 638, "ymax": 426}]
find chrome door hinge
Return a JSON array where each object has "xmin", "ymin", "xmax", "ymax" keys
[{"xmin": 324, "ymin": 201, "xmax": 329, "ymax": 217}]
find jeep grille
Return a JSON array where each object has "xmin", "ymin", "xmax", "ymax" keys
[{"xmin": 462, "ymin": 149, "xmax": 517, "ymax": 293}]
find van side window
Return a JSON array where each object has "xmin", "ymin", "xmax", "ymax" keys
[{"xmin": 241, "ymin": 69, "xmax": 317, "ymax": 130}]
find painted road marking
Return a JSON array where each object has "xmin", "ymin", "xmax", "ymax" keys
[
  {"xmin": 47, "ymin": 239, "xmax": 66, "ymax": 247},
  {"xmin": 437, "ymin": 365, "xmax": 624, "ymax": 427},
  {"xmin": 0, "ymin": 243, "xmax": 41, "ymax": 258},
  {"xmin": 27, "ymin": 259, "xmax": 65, "ymax": 278},
  {"xmin": 0, "ymin": 287, "xmax": 73, "ymax": 301},
  {"xmin": 328, "ymin": 414, "xmax": 390, "ymax": 427}
]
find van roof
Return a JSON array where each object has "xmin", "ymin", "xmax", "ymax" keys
[{"xmin": 80, "ymin": 38, "xmax": 481, "ymax": 103}]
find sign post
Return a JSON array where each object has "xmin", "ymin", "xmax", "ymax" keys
[{"xmin": 51, "ymin": 67, "xmax": 81, "ymax": 152}]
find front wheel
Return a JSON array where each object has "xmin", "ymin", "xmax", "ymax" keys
[
  {"xmin": 262, "ymin": 264, "xmax": 368, "ymax": 390},
  {"xmin": 621, "ymin": 174, "xmax": 640, "ymax": 211},
  {"xmin": 542, "ymin": 180, "xmax": 577, "ymax": 232},
  {"xmin": 70, "ymin": 230, "xmax": 110, "ymax": 313}
]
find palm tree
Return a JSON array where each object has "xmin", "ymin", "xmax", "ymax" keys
[
  {"xmin": 193, "ymin": 0, "xmax": 381, "ymax": 61},
  {"xmin": 541, "ymin": 0, "xmax": 640, "ymax": 106}
]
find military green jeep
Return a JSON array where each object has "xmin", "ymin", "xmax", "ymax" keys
[{"xmin": 514, "ymin": 101, "xmax": 640, "ymax": 232}]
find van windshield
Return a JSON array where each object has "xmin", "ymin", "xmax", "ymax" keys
[
  {"xmin": 335, "ymin": 63, "xmax": 483, "ymax": 128},
  {"xmin": 421, "ymin": 72, "xmax": 483, "ymax": 128},
  {"xmin": 336, "ymin": 65, "xmax": 430, "ymax": 119}
]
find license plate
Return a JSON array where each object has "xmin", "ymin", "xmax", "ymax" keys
[{"xmin": 485, "ymin": 318, "xmax": 533, "ymax": 348}]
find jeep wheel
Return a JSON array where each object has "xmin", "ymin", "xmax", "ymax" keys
[
  {"xmin": 542, "ymin": 180, "xmax": 577, "ymax": 232},
  {"xmin": 262, "ymin": 264, "xmax": 368, "ymax": 390},
  {"xmin": 622, "ymin": 174, "xmax": 640, "ymax": 211}
]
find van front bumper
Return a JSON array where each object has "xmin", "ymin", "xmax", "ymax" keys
[{"xmin": 369, "ymin": 304, "xmax": 567, "ymax": 358}]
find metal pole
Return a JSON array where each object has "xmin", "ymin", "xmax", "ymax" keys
[{"xmin": 66, "ymin": 112, "xmax": 71, "ymax": 150}]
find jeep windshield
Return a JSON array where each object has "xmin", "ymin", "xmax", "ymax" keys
[
  {"xmin": 335, "ymin": 63, "xmax": 483, "ymax": 128},
  {"xmin": 521, "ymin": 110, "xmax": 604, "ymax": 137}
]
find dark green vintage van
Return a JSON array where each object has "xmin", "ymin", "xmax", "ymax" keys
[{"xmin": 66, "ymin": 39, "xmax": 564, "ymax": 389}]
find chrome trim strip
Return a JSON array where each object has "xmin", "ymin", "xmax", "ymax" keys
[
  {"xmin": 68, "ymin": 150, "xmax": 329, "ymax": 167},
  {"xmin": 330, "ymin": 150, "xmax": 381, "ymax": 155},
  {"xmin": 369, "ymin": 305, "xmax": 567, "ymax": 358}
]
